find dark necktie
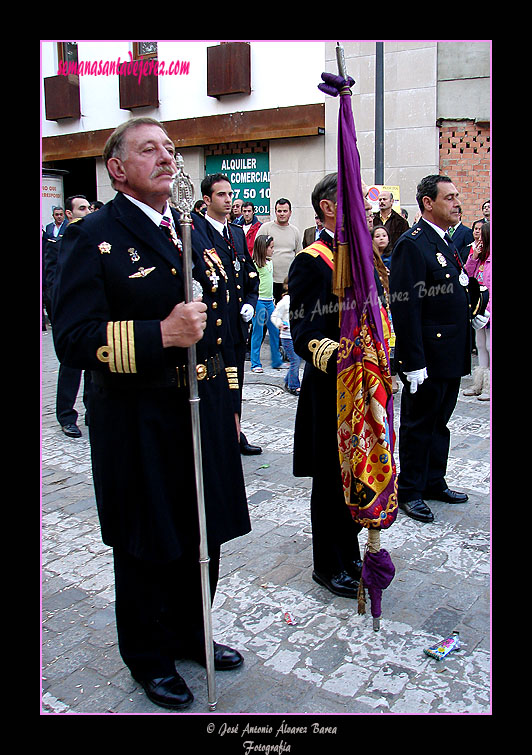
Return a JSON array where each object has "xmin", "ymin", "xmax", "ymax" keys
[
  {"xmin": 222, "ymin": 225, "xmax": 230, "ymax": 244},
  {"xmin": 443, "ymin": 232, "xmax": 456, "ymax": 251}
]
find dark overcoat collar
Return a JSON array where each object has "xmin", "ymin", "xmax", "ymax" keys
[{"xmin": 112, "ymin": 191, "xmax": 184, "ymax": 274}]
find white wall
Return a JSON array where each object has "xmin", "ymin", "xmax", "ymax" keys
[{"xmin": 41, "ymin": 40, "xmax": 326, "ymax": 138}]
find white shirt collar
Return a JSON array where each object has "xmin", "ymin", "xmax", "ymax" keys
[
  {"xmin": 122, "ymin": 193, "xmax": 172, "ymax": 226},
  {"xmin": 205, "ymin": 213, "xmax": 228, "ymax": 236},
  {"xmin": 422, "ymin": 217, "xmax": 448, "ymax": 241}
]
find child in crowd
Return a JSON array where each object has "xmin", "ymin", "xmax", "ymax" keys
[
  {"xmin": 250, "ymin": 235, "xmax": 283, "ymax": 373},
  {"xmin": 271, "ymin": 279, "xmax": 301, "ymax": 395}
]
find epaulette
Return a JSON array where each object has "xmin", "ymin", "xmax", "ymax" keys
[{"xmin": 407, "ymin": 224, "xmax": 424, "ymax": 240}]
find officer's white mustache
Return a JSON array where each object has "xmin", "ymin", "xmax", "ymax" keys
[{"xmin": 150, "ymin": 168, "xmax": 176, "ymax": 178}]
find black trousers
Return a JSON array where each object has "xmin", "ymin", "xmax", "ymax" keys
[
  {"xmin": 397, "ymin": 374, "xmax": 461, "ymax": 502},
  {"xmin": 55, "ymin": 364, "xmax": 83, "ymax": 426},
  {"xmin": 310, "ymin": 467, "xmax": 361, "ymax": 577},
  {"xmin": 113, "ymin": 544, "xmax": 220, "ymax": 681}
]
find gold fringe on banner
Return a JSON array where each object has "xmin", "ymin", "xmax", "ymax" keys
[{"xmin": 332, "ymin": 241, "xmax": 353, "ymax": 299}]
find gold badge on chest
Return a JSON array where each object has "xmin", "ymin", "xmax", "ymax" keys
[{"xmin": 129, "ymin": 266, "xmax": 156, "ymax": 278}]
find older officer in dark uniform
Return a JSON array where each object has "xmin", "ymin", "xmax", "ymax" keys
[
  {"xmin": 289, "ymin": 173, "xmax": 362, "ymax": 599},
  {"xmin": 192, "ymin": 173, "xmax": 261, "ymax": 455},
  {"xmin": 52, "ymin": 117, "xmax": 250, "ymax": 710},
  {"xmin": 389, "ymin": 174, "xmax": 489, "ymax": 523}
]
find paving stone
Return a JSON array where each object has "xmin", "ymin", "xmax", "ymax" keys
[{"xmin": 40, "ymin": 330, "xmax": 491, "ymax": 718}]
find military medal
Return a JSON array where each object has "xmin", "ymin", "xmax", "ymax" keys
[
  {"xmin": 207, "ymin": 269, "xmax": 220, "ymax": 290},
  {"xmin": 442, "ymin": 243, "xmax": 469, "ymax": 287},
  {"xmin": 203, "ymin": 248, "xmax": 228, "ymax": 291},
  {"xmin": 234, "ymin": 258, "xmax": 241, "ymax": 272},
  {"xmin": 204, "ymin": 249, "xmax": 227, "ymax": 282}
]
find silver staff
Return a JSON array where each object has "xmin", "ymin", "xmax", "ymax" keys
[
  {"xmin": 336, "ymin": 41, "xmax": 348, "ymax": 80},
  {"xmin": 171, "ymin": 155, "xmax": 217, "ymax": 711}
]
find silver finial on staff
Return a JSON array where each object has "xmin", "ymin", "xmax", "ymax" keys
[
  {"xmin": 171, "ymin": 155, "xmax": 218, "ymax": 712},
  {"xmin": 336, "ymin": 41, "xmax": 348, "ymax": 80}
]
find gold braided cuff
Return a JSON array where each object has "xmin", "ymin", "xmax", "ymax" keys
[
  {"xmin": 308, "ymin": 337, "xmax": 338, "ymax": 373},
  {"xmin": 225, "ymin": 366, "xmax": 239, "ymax": 389},
  {"xmin": 96, "ymin": 321, "xmax": 136, "ymax": 373}
]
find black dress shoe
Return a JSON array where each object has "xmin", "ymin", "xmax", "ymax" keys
[
  {"xmin": 312, "ymin": 570, "xmax": 359, "ymax": 598},
  {"xmin": 189, "ymin": 641, "xmax": 244, "ymax": 670},
  {"xmin": 424, "ymin": 487, "xmax": 469, "ymax": 504},
  {"xmin": 61, "ymin": 423, "xmax": 82, "ymax": 438},
  {"xmin": 399, "ymin": 499, "xmax": 434, "ymax": 523},
  {"xmin": 134, "ymin": 673, "xmax": 194, "ymax": 710},
  {"xmin": 240, "ymin": 439, "xmax": 262, "ymax": 455}
]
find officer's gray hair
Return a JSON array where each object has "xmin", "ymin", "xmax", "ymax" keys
[
  {"xmin": 312, "ymin": 173, "xmax": 337, "ymax": 222},
  {"xmin": 103, "ymin": 117, "xmax": 170, "ymax": 187}
]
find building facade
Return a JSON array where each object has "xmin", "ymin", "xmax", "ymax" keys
[{"xmin": 41, "ymin": 40, "xmax": 490, "ymax": 233}]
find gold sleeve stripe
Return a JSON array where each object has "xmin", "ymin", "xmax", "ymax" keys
[
  {"xmin": 108, "ymin": 321, "xmax": 117, "ymax": 372},
  {"xmin": 96, "ymin": 321, "xmax": 136, "ymax": 373},
  {"xmin": 308, "ymin": 337, "xmax": 338, "ymax": 373},
  {"xmin": 225, "ymin": 366, "xmax": 239, "ymax": 389},
  {"xmin": 127, "ymin": 320, "xmax": 135, "ymax": 372}
]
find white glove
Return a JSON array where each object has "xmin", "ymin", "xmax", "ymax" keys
[
  {"xmin": 240, "ymin": 303, "xmax": 254, "ymax": 322},
  {"xmin": 472, "ymin": 311, "xmax": 490, "ymax": 330},
  {"xmin": 405, "ymin": 367, "xmax": 428, "ymax": 394}
]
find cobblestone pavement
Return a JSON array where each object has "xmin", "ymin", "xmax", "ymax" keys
[{"xmin": 41, "ymin": 327, "xmax": 491, "ymax": 725}]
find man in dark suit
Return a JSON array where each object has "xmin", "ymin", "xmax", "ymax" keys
[
  {"xmin": 44, "ymin": 206, "xmax": 68, "ymax": 240},
  {"xmin": 52, "ymin": 117, "xmax": 251, "ymax": 710},
  {"xmin": 390, "ymin": 175, "xmax": 489, "ymax": 524},
  {"xmin": 45, "ymin": 195, "xmax": 92, "ymax": 437},
  {"xmin": 192, "ymin": 172, "xmax": 261, "ymax": 456},
  {"xmin": 289, "ymin": 173, "xmax": 362, "ymax": 599},
  {"xmin": 448, "ymin": 207, "xmax": 474, "ymax": 263}
]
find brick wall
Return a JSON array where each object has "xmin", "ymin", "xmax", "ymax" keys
[{"xmin": 439, "ymin": 121, "xmax": 490, "ymax": 226}]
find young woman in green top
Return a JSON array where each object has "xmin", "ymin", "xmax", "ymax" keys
[{"xmin": 250, "ymin": 235, "xmax": 283, "ymax": 372}]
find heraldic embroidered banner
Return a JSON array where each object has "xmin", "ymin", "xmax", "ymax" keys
[{"xmin": 329, "ymin": 72, "xmax": 398, "ymax": 530}]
